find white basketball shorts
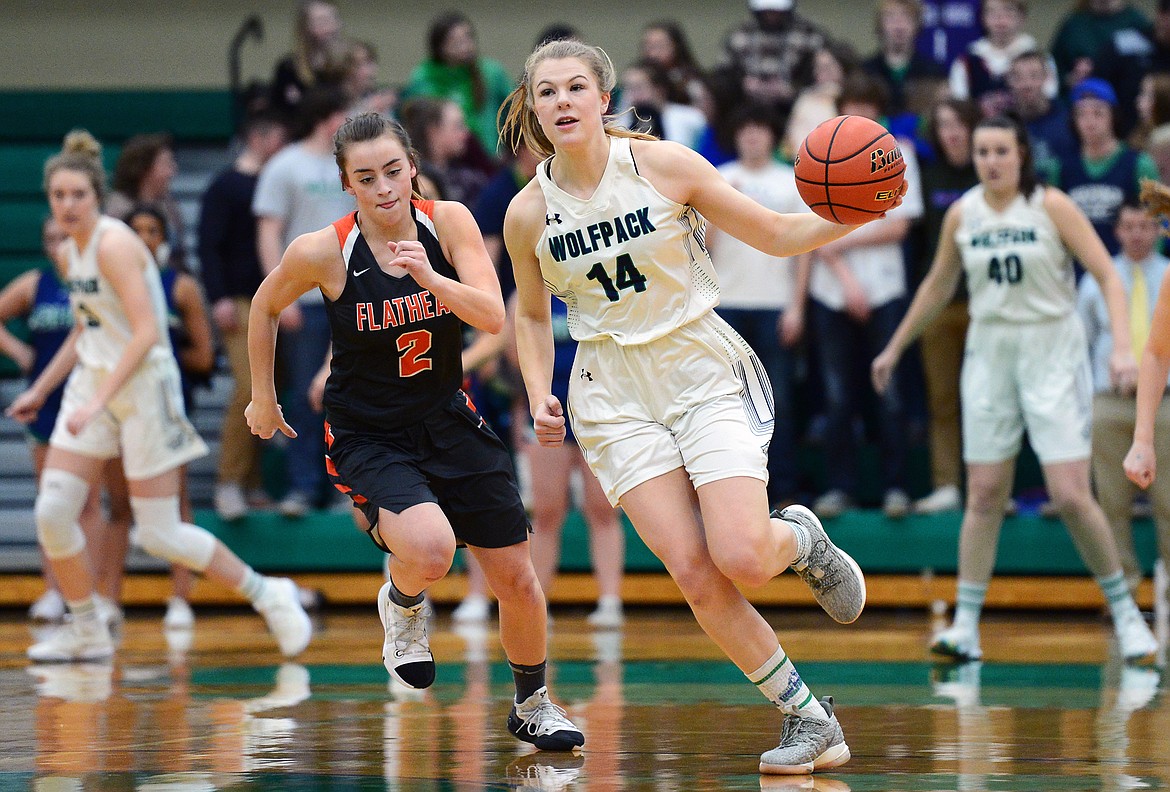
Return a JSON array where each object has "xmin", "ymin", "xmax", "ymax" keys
[
  {"xmin": 567, "ymin": 311, "xmax": 774, "ymax": 505},
  {"xmin": 961, "ymin": 313, "xmax": 1093, "ymax": 465},
  {"xmin": 50, "ymin": 355, "xmax": 209, "ymax": 480}
]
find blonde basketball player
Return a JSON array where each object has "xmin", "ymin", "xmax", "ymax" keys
[
  {"xmin": 871, "ymin": 115, "xmax": 1158, "ymax": 664},
  {"xmin": 500, "ymin": 38, "xmax": 896, "ymax": 775},
  {"xmin": 6, "ymin": 131, "xmax": 311, "ymax": 662}
]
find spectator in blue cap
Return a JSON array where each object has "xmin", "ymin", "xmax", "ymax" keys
[{"xmin": 1054, "ymin": 77, "xmax": 1159, "ymax": 255}]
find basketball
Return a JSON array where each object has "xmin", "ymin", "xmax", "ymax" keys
[{"xmin": 794, "ymin": 115, "xmax": 906, "ymax": 224}]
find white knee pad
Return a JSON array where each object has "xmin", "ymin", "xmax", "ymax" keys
[
  {"xmin": 35, "ymin": 469, "xmax": 90, "ymax": 559},
  {"xmin": 130, "ymin": 496, "xmax": 217, "ymax": 572}
]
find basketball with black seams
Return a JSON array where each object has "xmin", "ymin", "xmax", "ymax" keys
[{"xmin": 794, "ymin": 115, "xmax": 906, "ymax": 224}]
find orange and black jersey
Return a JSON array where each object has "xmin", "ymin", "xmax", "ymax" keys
[{"xmin": 323, "ymin": 201, "xmax": 464, "ymax": 431}]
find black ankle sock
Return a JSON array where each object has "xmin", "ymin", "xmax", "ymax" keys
[
  {"xmin": 510, "ymin": 660, "xmax": 547, "ymax": 703},
  {"xmin": 387, "ymin": 575, "xmax": 424, "ymax": 608}
]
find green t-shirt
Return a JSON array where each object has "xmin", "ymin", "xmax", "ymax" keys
[{"xmin": 403, "ymin": 58, "xmax": 515, "ymax": 155}]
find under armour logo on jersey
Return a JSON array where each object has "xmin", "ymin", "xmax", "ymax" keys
[
  {"xmin": 545, "ymin": 213, "xmax": 562, "ymax": 225},
  {"xmin": 579, "ymin": 369, "xmax": 593, "ymax": 381}
]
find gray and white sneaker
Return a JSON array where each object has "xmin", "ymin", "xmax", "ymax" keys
[
  {"xmin": 778, "ymin": 505, "xmax": 867, "ymax": 624},
  {"xmin": 760, "ymin": 696, "xmax": 851, "ymax": 775},
  {"xmin": 378, "ymin": 581, "xmax": 435, "ymax": 689},
  {"xmin": 507, "ymin": 686, "xmax": 585, "ymax": 751}
]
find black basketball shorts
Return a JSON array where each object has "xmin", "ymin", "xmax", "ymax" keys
[{"xmin": 324, "ymin": 391, "xmax": 529, "ymax": 550}]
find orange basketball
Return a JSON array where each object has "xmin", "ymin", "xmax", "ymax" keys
[{"xmin": 794, "ymin": 115, "xmax": 906, "ymax": 225}]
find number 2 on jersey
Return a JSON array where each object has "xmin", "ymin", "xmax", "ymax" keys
[
  {"xmin": 587, "ymin": 253, "xmax": 647, "ymax": 302},
  {"xmin": 397, "ymin": 329, "xmax": 432, "ymax": 377}
]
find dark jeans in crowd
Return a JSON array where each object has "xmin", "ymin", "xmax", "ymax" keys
[
  {"xmin": 719, "ymin": 306, "xmax": 799, "ymax": 504},
  {"xmin": 810, "ymin": 298, "xmax": 909, "ymax": 496}
]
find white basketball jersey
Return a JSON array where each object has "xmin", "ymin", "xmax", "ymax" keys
[
  {"xmin": 955, "ymin": 185, "xmax": 1076, "ymax": 323},
  {"xmin": 535, "ymin": 137, "xmax": 719, "ymax": 344},
  {"xmin": 65, "ymin": 215, "xmax": 172, "ymax": 371}
]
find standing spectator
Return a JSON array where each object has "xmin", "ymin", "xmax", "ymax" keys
[
  {"xmin": 270, "ymin": 0, "xmax": 348, "ymax": 118},
  {"xmin": 784, "ymin": 42, "xmax": 860, "ymax": 159},
  {"xmin": 400, "ymin": 97, "xmax": 490, "ymax": 208},
  {"xmin": 615, "ymin": 60, "xmax": 709, "ymax": 151},
  {"xmin": 1050, "ymin": 0, "xmax": 1153, "ymax": 94},
  {"xmin": 1080, "ymin": 200, "xmax": 1170, "ymax": 595},
  {"xmin": 340, "ymin": 40, "xmax": 398, "ymax": 117},
  {"xmin": 948, "ymin": 0, "xmax": 1057, "ymax": 118},
  {"xmin": 807, "ymin": 77, "xmax": 924, "ymax": 519},
  {"xmin": 199, "ymin": 112, "xmax": 288, "ymax": 521},
  {"xmin": 639, "ymin": 20, "xmax": 706, "ymax": 107},
  {"xmin": 862, "ymin": 0, "xmax": 946, "ymax": 117},
  {"xmin": 403, "ymin": 12, "xmax": 513, "ymax": 157},
  {"xmin": 1006, "ymin": 50, "xmax": 1076, "ymax": 184},
  {"xmin": 1056, "ymin": 78, "xmax": 1159, "ymax": 255},
  {"xmin": 710, "ymin": 104, "xmax": 807, "ymax": 509},
  {"xmin": 105, "ymin": 134, "xmax": 184, "ymax": 253},
  {"xmin": 720, "ymin": 0, "xmax": 832, "ymax": 114},
  {"xmin": 913, "ymin": 99, "xmax": 981, "ymax": 515},
  {"xmin": 253, "ymin": 87, "xmax": 354, "ymax": 517}
]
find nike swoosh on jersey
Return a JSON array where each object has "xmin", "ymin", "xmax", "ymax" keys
[{"xmin": 354, "ymin": 267, "xmax": 371, "ymax": 276}]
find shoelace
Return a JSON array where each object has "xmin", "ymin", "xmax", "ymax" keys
[
  {"xmin": 800, "ymin": 538, "xmax": 843, "ymax": 592},
  {"xmin": 393, "ymin": 605, "xmax": 430, "ymax": 657},
  {"xmin": 518, "ymin": 697, "xmax": 576, "ymax": 736}
]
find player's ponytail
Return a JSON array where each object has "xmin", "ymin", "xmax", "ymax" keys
[
  {"xmin": 498, "ymin": 38, "xmax": 657, "ymax": 160},
  {"xmin": 333, "ymin": 112, "xmax": 424, "ymax": 199},
  {"xmin": 43, "ymin": 129, "xmax": 107, "ymax": 201}
]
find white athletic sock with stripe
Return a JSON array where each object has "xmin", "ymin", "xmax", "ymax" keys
[
  {"xmin": 748, "ymin": 645, "xmax": 829, "ymax": 720},
  {"xmin": 1098, "ymin": 571, "xmax": 1142, "ymax": 622},
  {"xmin": 952, "ymin": 580, "xmax": 987, "ymax": 633}
]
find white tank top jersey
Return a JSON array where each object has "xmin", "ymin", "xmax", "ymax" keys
[
  {"xmin": 535, "ymin": 136, "xmax": 719, "ymax": 344},
  {"xmin": 65, "ymin": 215, "xmax": 172, "ymax": 371},
  {"xmin": 955, "ymin": 185, "xmax": 1076, "ymax": 323}
]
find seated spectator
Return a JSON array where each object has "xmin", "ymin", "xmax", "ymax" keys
[
  {"xmin": 1057, "ymin": 78, "xmax": 1159, "ymax": 255},
  {"xmin": 105, "ymin": 134, "xmax": 184, "ymax": 254},
  {"xmin": 694, "ymin": 66, "xmax": 745, "ymax": 167},
  {"xmin": 862, "ymin": 0, "xmax": 946, "ymax": 116},
  {"xmin": 399, "ymin": 97, "xmax": 489, "ymax": 208},
  {"xmin": 270, "ymin": 0, "xmax": 348, "ymax": 118},
  {"xmin": 949, "ymin": 0, "xmax": 1057, "ymax": 118},
  {"xmin": 1131, "ymin": 72, "xmax": 1170, "ymax": 150},
  {"xmin": 720, "ymin": 0, "xmax": 831, "ymax": 113},
  {"xmin": 1007, "ymin": 50, "xmax": 1076, "ymax": 184},
  {"xmin": 403, "ymin": 12, "xmax": 513, "ymax": 157},
  {"xmin": 615, "ymin": 60, "xmax": 709, "ymax": 151},
  {"xmin": 639, "ymin": 20, "xmax": 706, "ymax": 106}
]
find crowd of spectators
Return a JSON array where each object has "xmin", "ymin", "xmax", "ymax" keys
[{"xmin": 16, "ymin": 0, "xmax": 1170, "ymax": 529}]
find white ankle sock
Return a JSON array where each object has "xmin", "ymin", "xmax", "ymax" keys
[{"xmin": 748, "ymin": 645, "xmax": 829, "ymax": 719}]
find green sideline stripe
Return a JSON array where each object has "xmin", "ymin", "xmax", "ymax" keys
[
  {"xmin": 0, "ymin": 90, "xmax": 233, "ymax": 143},
  {"xmin": 193, "ymin": 508, "xmax": 1161, "ymax": 576}
]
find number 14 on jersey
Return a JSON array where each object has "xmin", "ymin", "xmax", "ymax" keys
[{"xmin": 586, "ymin": 254, "xmax": 647, "ymax": 302}]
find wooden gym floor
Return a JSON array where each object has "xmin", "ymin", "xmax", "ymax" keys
[{"xmin": 0, "ymin": 601, "xmax": 1166, "ymax": 791}]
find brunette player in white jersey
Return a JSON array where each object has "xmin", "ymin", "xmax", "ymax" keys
[
  {"xmin": 246, "ymin": 113, "xmax": 583, "ymax": 751},
  {"xmin": 6, "ymin": 131, "xmax": 311, "ymax": 662},
  {"xmin": 872, "ymin": 115, "xmax": 1158, "ymax": 664},
  {"xmin": 500, "ymin": 38, "xmax": 901, "ymax": 775}
]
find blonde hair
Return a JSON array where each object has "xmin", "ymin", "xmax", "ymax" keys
[
  {"xmin": 43, "ymin": 129, "xmax": 106, "ymax": 201},
  {"xmin": 498, "ymin": 38, "xmax": 656, "ymax": 158}
]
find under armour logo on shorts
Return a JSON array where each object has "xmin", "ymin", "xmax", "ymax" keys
[
  {"xmin": 545, "ymin": 213, "xmax": 562, "ymax": 225},
  {"xmin": 579, "ymin": 369, "xmax": 593, "ymax": 381}
]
